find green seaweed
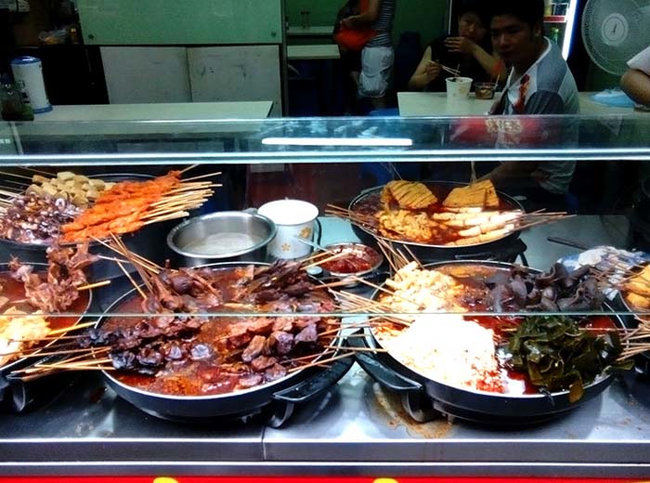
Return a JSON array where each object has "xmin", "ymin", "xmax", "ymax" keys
[{"xmin": 502, "ymin": 315, "xmax": 629, "ymax": 403}]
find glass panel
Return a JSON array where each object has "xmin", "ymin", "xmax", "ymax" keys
[
  {"xmin": 0, "ymin": 115, "xmax": 649, "ymax": 165},
  {"xmin": 0, "ymin": 160, "xmax": 646, "ymax": 320},
  {"xmin": 0, "ymin": 155, "xmax": 645, "ymax": 402}
]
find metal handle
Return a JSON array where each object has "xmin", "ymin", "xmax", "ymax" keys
[
  {"xmin": 272, "ymin": 354, "xmax": 354, "ymax": 404},
  {"xmin": 547, "ymin": 236, "xmax": 589, "ymax": 250},
  {"xmin": 347, "ymin": 334, "xmax": 423, "ymax": 393}
]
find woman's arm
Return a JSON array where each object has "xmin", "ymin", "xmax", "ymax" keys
[
  {"xmin": 621, "ymin": 69, "xmax": 650, "ymax": 106},
  {"xmin": 341, "ymin": 0, "xmax": 380, "ymax": 28},
  {"xmin": 444, "ymin": 37, "xmax": 506, "ymax": 80},
  {"xmin": 408, "ymin": 46, "xmax": 441, "ymax": 91}
]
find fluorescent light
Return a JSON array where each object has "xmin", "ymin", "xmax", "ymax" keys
[{"xmin": 261, "ymin": 137, "xmax": 413, "ymax": 147}]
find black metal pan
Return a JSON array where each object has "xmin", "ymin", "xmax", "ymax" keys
[
  {"xmin": 348, "ymin": 181, "xmax": 525, "ymax": 262},
  {"xmin": 353, "ymin": 260, "xmax": 626, "ymax": 425},
  {"xmin": 0, "ymin": 263, "xmax": 92, "ymax": 410},
  {"xmin": 0, "ymin": 174, "xmax": 174, "ymax": 282},
  {"xmin": 93, "ymin": 262, "xmax": 353, "ymax": 424}
]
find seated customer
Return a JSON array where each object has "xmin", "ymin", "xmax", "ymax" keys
[
  {"xmin": 621, "ymin": 45, "xmax": 650, "ymax": 108},
  {"xmin": 481, "ymin": 0, "xmax": 579, "ymax": 211},
  {"xmin": 408, "ymin": 1, "xmax": 503, "ymax": 91}
]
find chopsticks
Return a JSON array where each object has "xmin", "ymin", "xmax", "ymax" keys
[{"xmin": 440, "ymin": 63, "xmax": 461, "ymax": 77}]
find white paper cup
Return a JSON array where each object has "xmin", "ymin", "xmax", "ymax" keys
[
  {"xmin": 258, "ymin": 199, "xmax": 318, "ymax": 260},
  {"xmin": 445, "ymin": 76, "xmax": 473, "ymax": 100}
]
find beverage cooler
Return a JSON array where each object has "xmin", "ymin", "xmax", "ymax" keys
[{"xmin": 0, "ymin": 115, "xmax": 648, "ymax": 481}]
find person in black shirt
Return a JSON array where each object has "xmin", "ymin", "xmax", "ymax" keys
[{"xmin": 409, "ymin": 1, "xmax": 504, "ymax": 91}]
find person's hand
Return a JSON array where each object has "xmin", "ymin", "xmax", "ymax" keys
[
  {"xmin": 444, "ymin": 36, "xmax": 476, "ymax": 55},
  {"xmin": 424, "ymin": 61, "xmax": 441, "ymax": 81},
  {"xmin": 340, "ymin": 16, "xmax": 355, "ymax": 29}
]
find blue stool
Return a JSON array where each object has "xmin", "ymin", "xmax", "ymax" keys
[
  {"xmin": 368, "ymin": 108, "xmax": 399, "ymax": 116},
  {"xmin": 564, "ymin": 192, "xmax": 579, "ymax": 214}
]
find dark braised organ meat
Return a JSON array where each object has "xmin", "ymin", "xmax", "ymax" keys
[
  {"xmin": 84, "ymin": 261, "xmax": 339, "ymax": 396},
  {"xmin": 270, "ymin": 331, "xmax": 295, "ymax": 355},
  {"xmin": 0, "ymin": 193, "xmax": 81, "ymax": 244},
  {"xmin": 242, "ymin": 335, "xmax": 266, "ymax": 362},
  {"xmin": 486, "ymin": 263, "xmax": 604, "ymax": 313},
  {"xmin": 9, "ymin": 242, "xmax": 97, "ymax": 312}
]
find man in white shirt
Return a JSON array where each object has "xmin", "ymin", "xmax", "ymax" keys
[{"xmin": 482, "ymin": 0, "xmax": 579, "ymax": 210}]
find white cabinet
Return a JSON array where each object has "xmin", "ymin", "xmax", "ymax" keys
[
  {"xmin": 188, "ymin": 46, "xmax": 282, "ymax": 117},
  {"xmin": 101, "ymin": 47, "xmax": 191, "ymax": 103},
  {"xmin": 101, "ymin": 46, "xmax": 281, "ymax": 115}
]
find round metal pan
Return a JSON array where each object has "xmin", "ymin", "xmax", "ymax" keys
[
  {"xmin": 0, "ymin": 174, "xmax": 175, "ymax": 281},
  {"xmin": 94, "ymin": 262, "xmax": 351, "ymax": 422},
  {"xmin": 348, "ymin": 181, "xmax": 525, "ymax": 261},
  {"xmin": 361, "ymin": 260, "xmax": 626, "ymax": 425},
  {"xmin": 0, "ymin": 262, "xmax": 92, "ymax": 408}
]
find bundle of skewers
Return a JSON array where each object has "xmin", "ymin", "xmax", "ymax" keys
[
  {"xmin": 9, "ymin": 240, "xmax": 384, "ymax": 388},
  {"xmin": 0, "ymin": 166, "xmax": 220, "ymax": 245},
  {"xmin": 326, "ymin": 203, "xmax": 572, "ymax": 247},
  {"xmin": 0, "ymin": 242, "xmax": 101, "ymax": 370}
]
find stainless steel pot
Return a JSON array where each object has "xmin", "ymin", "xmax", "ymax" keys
[{"xmin": 167, "ymin": 211, "xmax": 277, "ymax": 267}]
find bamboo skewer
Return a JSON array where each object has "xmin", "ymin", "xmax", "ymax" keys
[
  {"xmin": 111, "ymin": 234, "xmax": 154, "ymax": 293},
  {"xmin": 144, "ymin": 212, "xmax": 189, "ymax": 226},
  {"xmin": 0, "ymin": 170, "xmax": 32, "ymax": 181},
  {"xmin": 303, "ymin": 251, "xmax": 349, "ymax": 270},
  {"xmin": 11, "ymin": 346, "xmax": 110, "ymax": 359},
  {"xmin": 2, "ymin": 178, "xmax": 30, "ymax": 187},
  {"xmin": 182, "ymin": 170, "xmax": 223, "ymax": 182},
  {"xmin": 77, "ymin": 280, "xmax": 111, "ymax": 291},
  {"xmin": 48, "ymin": 320, "xmax": 98, "ymax": 336},
  {"xmin": 287, "ymin": 351, "xmax": 355, "ymax": 373},
  {"xmin": 180, "ymin": 164, "xmax": 200, "ymax": 174},
  {"xmin": 116, "ymin": 260, "xmax": 147, "ymax": 301},
  {"xmin": 18, "ymin": 166, "xmax": 53, "ymax": 176}
]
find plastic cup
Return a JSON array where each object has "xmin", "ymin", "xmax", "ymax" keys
[
  {"xmin": 445, "ymin": 77, "xmax": 473, "ymax": 101},
  {"xmin": 474, "ymin": 82, "xmax": 497, "ymax": 100}
]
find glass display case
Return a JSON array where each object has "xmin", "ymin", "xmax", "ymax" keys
[{"xmin": 0, "ymin": 114, "xmax": 650, "ymax": 479}]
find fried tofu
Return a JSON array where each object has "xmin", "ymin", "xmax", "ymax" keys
[
  {"xmin": 626, "ymin": 292, "xmax": 650, "ymax": 310},
  {"xmin": 443, "ymin": 180, "xmax": 500, "ymax": 209},
  {"xmin": 382, "ymin": 181, "xmax": 438, "ymax": 210}
]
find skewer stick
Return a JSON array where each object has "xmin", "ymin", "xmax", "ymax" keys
[
  {"xmin": 144, "ymin": 211, "xmax": 189, "ymax": 225},
  {"xmin": 116, "ymin": 260, "xmax": 147, "ymax": 300},
  {"xmin": 376, "ymin": 241, "xmax": 399, "ymax": 273},
  {"xmin": 0, "ymin": 170, "xmax": 32, "ymax": 180},
  {"xmin": 77, "ymin": 280, "xmax": 111, "ymax": 291},
  {"xmin": 48, "ymin": 320, "xmax": 99, "ymax": 336},
  {"xmin": 283, "ymin": 350, "xmax": 337, "ymax": 364},
  {"xmin": 303, "ymin": 251, "xmax": 349, "ymax": 270},
  {"xmin": 97, "ymin": 255, "xmax": 130, "ymax": 264},
  {"xmin": 287, "ymin": 351, "xmax": 355, "ymax": 373},
  {"xmin": 18, "ymin": 166, "xmax": 53, "ymax": 176},
  {"xmin": 3, "ymin": 178, "xmax": 30, "ymax": 187},
  {"xmin": 182, "ymin": 170, "xmax": 223, "ymax": 182},
  {"xmin": 331, "ymin": 345, "xmax": 387, "ymax": 353},
  {"xmin": 311, "ymin": 279, "xmax": 358, "ymax": 290},
  {"xmin": 15, "ymin": 346, "xmax": 109, "ymax": 359},
  {"xmin": 180, "ymin": 163, "xmax": 200, "ymax": 174},
  {"xmin": 91, "ymin": 237, "xmax": 158, "ymax": 274},
  {"xmin": 516, "ymin": 214, "xmax": 575, "ymax": 232},
  {"xmin": 0, "ymin": 189, "xmax": 20, "ymax": 197},
  {"xmin": 110, "ymin": 234, "xmax": 154, "ymax": 292}
]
